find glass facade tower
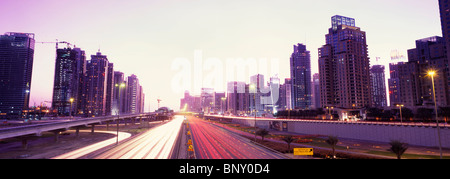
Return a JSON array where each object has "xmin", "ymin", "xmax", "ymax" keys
[{"xmin": 0, "ymin": 32, "xmax": 35, "ymax": 119}]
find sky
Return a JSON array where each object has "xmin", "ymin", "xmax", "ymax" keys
[{"xmin": 0, "ymin": 0, "xmax": 442, "ymax": 111}]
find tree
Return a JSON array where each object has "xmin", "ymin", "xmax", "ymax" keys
[
  {"xmin": 389, "ymin": 140, "xmax": 408, "ymax": 159},
  {"xmin": 282, "ymin": 135, "xmax": 295, "ymax": 153},
  {"xmin": 256, "ymin": 129, "xmax": 270, "ymax": 141},
  {"xmin": 326, "ymin": 136, "xmax": 339, "ymax": 159}
]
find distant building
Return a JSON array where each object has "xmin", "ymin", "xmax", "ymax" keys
[
  {"xmin": 126, "ymin": 74, "xmax": 143, "ymax": 114},
  {"xmin": 214, "ymin": 92, "xmax": 226, "ymax": 114},
  {"xmin": 180, "ymin": 91, "xmax": 201, "ymax": 112},
  {"xmin": 0, "ymin": 32, "xmax": 35, "ymax": 119},
  {"xmin": 388, "ymin": 62, "xmax": 403, "ymax": 106},
  {"xmin": 290, "ymin": 43, "xmax": 312, "ymax": 109},
  {"xmin": 227, "ymin": 81, "xmax": 246, "ymax": 115},
  {"xmin": 51, "ymin": 47, "xmax": 86, "ymax": 116},
  {"xmin": 312, "ymin": 73, "xmax": 321, "ymax": 109},
  {"xmin": 370, "ymin": 65, "xmax": 387, "ymax": 107},
  {"xmin": 112, "ymin": 71, "xmax": 126, "ymax": 115}
]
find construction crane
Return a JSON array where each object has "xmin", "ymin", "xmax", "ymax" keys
[{"xmin": 36, "ymin": 39, "xmax": 73, "ymax": 49}]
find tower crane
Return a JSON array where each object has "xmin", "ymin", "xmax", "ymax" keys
[{"xmin": 36, "ymin": 39, "xmax": 73, "ymax": 49}]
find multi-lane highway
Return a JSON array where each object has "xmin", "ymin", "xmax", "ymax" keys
[
  {"xmin": 52, "ymin": 130, "xmax": 132, "ymax": 159},
  {"xmin": 188, "ymin": 116, "xmax": 287, "ymax": 159},
  {"xmin": 94, "ymin": 116, "xmax": 184, "ymax": 159}
]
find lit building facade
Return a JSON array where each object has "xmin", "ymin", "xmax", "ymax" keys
[
  {"xmin": 84, "ymin": 51, "xmax": 112, "ymax": 116},
  {"xmin": 290, "ymin": 43, "xmax": 312, "ymax": 109},
  {"xmin": 370, "ymin": 65, "xmax": 387, "ymax": 107},
  {"xmin": 51, "ymin": 47, "xmax": 86, "ymax": 116},
  {"xmin": 0, "ymin": 32, "xmax": 35, "ymax": 119},
  {"xmin": 318, "ymin": 15, "xmax": 371, "ymax": 109}
]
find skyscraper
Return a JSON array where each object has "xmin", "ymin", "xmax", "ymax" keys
[
  {"xmin": 319, "ymin": 15, "xmax": 371, "ymax": 109},
  {"xmin": 439, "ymin": 0, "xmax": 450, "ymax": 64},
  {"xmin": 126, "ymin": 74, "xmax": 142, "ymax": 114},
  {"xmin": 226, "ymin": 81, "xmax": 247, "ymax": 115},
  {"xmin": 398, "ymin": 36, "xmax": 448, "ymax": 107},
  {"xmin": 370, "ymin": 65, "xmax": 387, "ymax": 107},
  {"xmin": 312, "ymin": 73, "xmax": 321, "ymax": 109},
  {"xmin": 0, "ymin": 32, "xmax": 35, "ymax": 119},
  {"xmin": 84, "ymin": 51, "xmax": 112, "ymax": 116},
  {"xmin": 51, "ymin": 47, "xmax": 86, "ymax": 116},
  {"xmin": 113, "ymin": 71, "xmax": 126, "ymax": 115},
  {"xmin": 250, "ymin": 74, "xmax": 266, "ymax": 113},
  {"xmin": 290, "ymin": 43, "xmax": 312, "ymax": 109}
]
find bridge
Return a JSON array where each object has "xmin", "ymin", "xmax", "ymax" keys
[{"xmin": 0, "ymin": 112, "xmax": 172, "ymax": 149}]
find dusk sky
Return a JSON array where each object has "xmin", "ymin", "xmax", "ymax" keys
[{"xmin": 0, "ymin": 0, "xmax": 442, "ymax": 111}]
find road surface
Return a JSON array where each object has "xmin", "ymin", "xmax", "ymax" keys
[
  {"xmin": 94, "ymin": 116, "xmax": 184, "ymax": 159},
  {"xmin": 52, "ymin": 130, "xmax": 132, "ymax": 159},
  {"xmin": 188, "ymin": 116, "xmax": 287, "ymax": 159}
]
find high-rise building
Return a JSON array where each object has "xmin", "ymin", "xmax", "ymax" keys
[
  {"xmin": 126, "ymin": 74, "xmax": 141, "ymax": 114},
  {"xmin": 388, "ymin": 62, "xmax": 403, "ymax": 106},
  {"xmin": 180, "ymin": 91, "xmax": 202, "ymax": 113},
  {"xmin": 84, "ymin": 51, "xmax": 112, "ymax": 116},
  {"xmin": 312, "ymin": 73, "xmax": 321, "ymax": 109},
  {"xmin": 277, "ymin": 78, "xmax": 293, "ymax": 111},
  {"xmin": 214, "ymin": 92, "xmax": 226, "ymax": 114},
  {"xmin": 318, "ymin": 15, "xmax": 371, "ymax": 109},
  {"xmin": 200, "ymin": 88, "xmax": 215, "ymax": 113},
  {"xmin": 227, "ymin": 81, "xmax": 246, "ymax": 115},
  {"xmin": 105, "ymin": 63, "xmax": 114, "ymax": 115},
  {"xmin": 439, "ymin": 0, "xmax": 450, "ymax": 64},
  {"xmin": 0, "ymin": 32, "xmax": 35, "ymax": 119},
  {"xmin": 290, "ymin": 43, "xmax": 312, "ymax": 109},
  {"xmin": 250, "ymin": 74, "xmax": 267, "ymax": 113},
  {"xmin": 113, "ymin": 71, "xmax": 126, "ymax": 115},
  {"xmin": 51, "ymin": 47, "xmax": 86, "ymax": 116},
  {"xmin": 398, "ymin": 36, "xmax": 449, "ymax": 107},
  {"xmin": 370, "ymin": 65, "xmax": 387, "ymax": 107}
]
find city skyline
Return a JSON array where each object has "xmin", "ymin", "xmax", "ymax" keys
[{"xmin": 0, "ymin": 0, "xmax": 442, "ymax": 111}]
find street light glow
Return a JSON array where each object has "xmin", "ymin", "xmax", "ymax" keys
[{"xmin": 428, "ymin": 70, "xmax": 436, "ymax": 76}]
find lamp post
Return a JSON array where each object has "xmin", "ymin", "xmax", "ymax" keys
[
  {"xmin": 221, "ymin": 97, "xmax": 226, "ymax": 123},
  {"xmin": 396, "ymin": 104, "xmax": 404, "ymax": 124},
  {"xmin": 428, "ymin": 70, "xmax": 443, "ymax": 159},
  {"xmin": 69, "ymin": 98, "xmax": 74, "ymax": 119},
  {"xmin": 116, "ymin": 83, "xmax": 126, "ymax": 144},
  {"xmin": 250, "ymin": 84, "xmax": 257, "ymax": 142}
]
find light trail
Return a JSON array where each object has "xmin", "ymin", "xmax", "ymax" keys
[
  {"xmin": 189, "ymin": 116, "xmax": 287, "ymax": 159},
  {"xmin": 51, "ymin": 130, "xmax": 132, "ymax": 159},
  {"xmin": 94, "ymin": 115, "xmax": 184, "ymax": 159}
]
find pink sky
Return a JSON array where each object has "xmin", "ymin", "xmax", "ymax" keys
[{"xmin": 0, "ymin": 0, "xmax": 442, "ymax": 111}]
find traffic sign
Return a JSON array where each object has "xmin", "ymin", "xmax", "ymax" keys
[{"xmin": 294, "ymin": 148, "xmax": 313, "ymax": 156}]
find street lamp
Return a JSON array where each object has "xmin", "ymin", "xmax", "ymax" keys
[
  {"xmin": 250, "ymin": 84, "xmax": 257, "ymax": 142},
  {"xmin": 221, "ymin": 97, "xmax": 226, "ymax": 125},
  {"xmin": 428, "ymin": 70, "xmax": 443, "ymax": 159},
  {"xmin": 69, "ymin": 98, "xmax": 74, "ymax": 119},
  {"xmin": 396, "ymin": 104, "xmax": 404, "ymax": 124}
]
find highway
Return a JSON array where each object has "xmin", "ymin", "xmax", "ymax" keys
[
  {"xmin": 94, "ymin": 116, "xmax": 184, "ymax": 159},
  {"xmin": 52, "ymin": 130, "xmax": 132, "ymax": 159},
  {"xmin": 188, "ymin": 116, "xmax": 287, "ymax": 159}
]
